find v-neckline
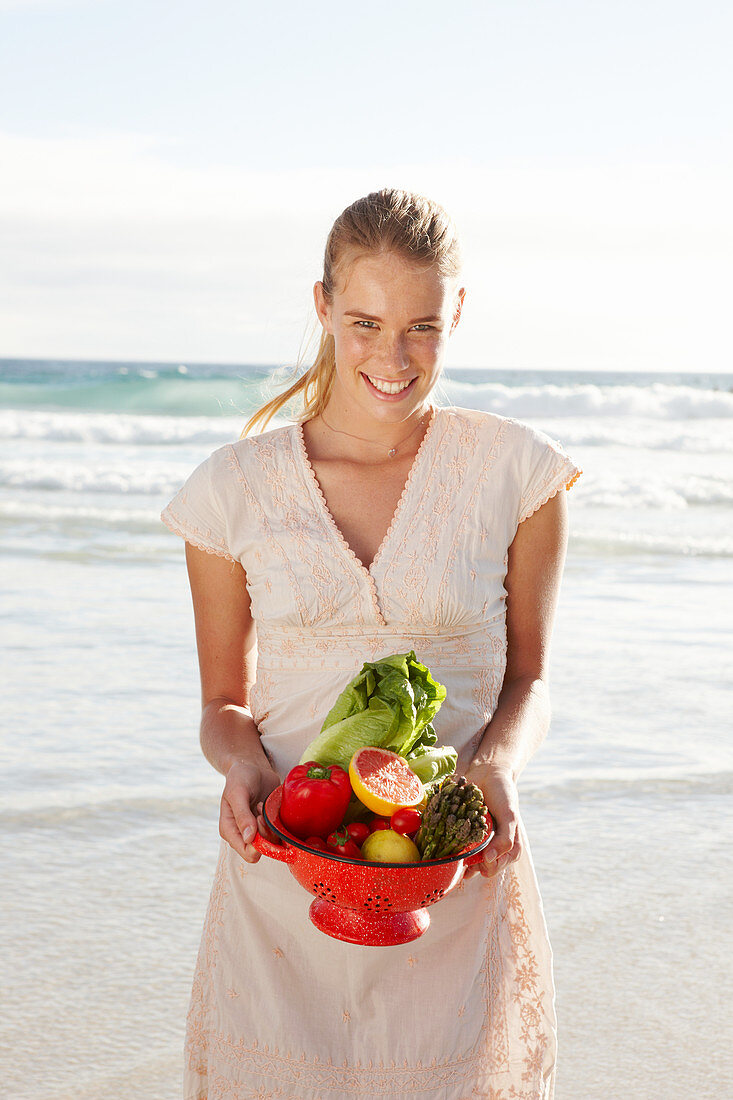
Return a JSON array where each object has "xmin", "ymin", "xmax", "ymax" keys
[{"xmin": 296, "ymin": 407, "xmax": 438, "ymax": 579}]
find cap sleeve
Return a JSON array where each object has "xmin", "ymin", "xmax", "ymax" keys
[
  {"xmin": 517, "ymin": 425, "xmax": 582, "ymax": 524},
  {"xmin": 161, "ymin": 445, "xmax": 236, "ymax": 561}
]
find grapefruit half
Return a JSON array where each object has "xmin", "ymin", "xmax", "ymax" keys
[{"xmin": 348, "ymin": 747, "xmax": 424, "ymax": 817}]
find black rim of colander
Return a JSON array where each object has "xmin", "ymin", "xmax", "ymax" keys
[{"xmin": 262, "ymin": 789, "xmax": 492, "ymax": 868}]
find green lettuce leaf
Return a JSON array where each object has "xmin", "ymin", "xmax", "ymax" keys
[
  {"xmin": 300, "ymin": 651, "xmax": 450, "ymax": 773},
  {"xmin": 405, "ymin": 743, "xmax": 458, "ymax": 784},
  {"xmin": 299, "ymin": 697, "xmax": 399, "ymax": 772}
]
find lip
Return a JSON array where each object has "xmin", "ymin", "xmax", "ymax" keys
[{"xmin": 362, "ymin": 373, "xmax": 417, "ymax": 401}]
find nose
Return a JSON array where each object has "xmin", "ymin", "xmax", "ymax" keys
[{"xmin": 378, "ymin": 333, "xmax": 410, "ymax": 373}]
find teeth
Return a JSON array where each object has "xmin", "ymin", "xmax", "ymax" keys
[{"xmin": 367, "ymin": 376, "xmax": 413, "ymax": 394}]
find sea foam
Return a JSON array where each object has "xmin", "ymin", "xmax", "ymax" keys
[
  {"xmin": 0, "ymin": 409, "xmax": 240, "ymax": 446},
  {"xmin": 439, "ymin": 379, "xmax": 733, "ymax": 419}
]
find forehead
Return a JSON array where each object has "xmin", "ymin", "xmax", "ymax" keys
[{"xmin": 334, "ymin": 251, "xmax": 455, "ymax": 315}]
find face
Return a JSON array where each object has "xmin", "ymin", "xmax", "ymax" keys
[{"xmin": 313, "ymin": 251, "xmax": 465, "ymax": 427}]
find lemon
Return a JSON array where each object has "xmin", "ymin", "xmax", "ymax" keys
[{"xmin": 361, "ymin": 829, "xmax": 421, "ymax": 864}]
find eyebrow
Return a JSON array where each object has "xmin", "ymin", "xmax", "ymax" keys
[{"xmin": 344, "ymin": 310, "xmax": 442, "ymax": 323}]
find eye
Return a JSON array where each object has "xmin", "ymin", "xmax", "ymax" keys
[
  {"xmin": 411, "ymin": 324, "xmax": 436, "ymax": 332},
  {"xmin": 354, "ymin": 320, "xmax": 378, "ymax": 329}
]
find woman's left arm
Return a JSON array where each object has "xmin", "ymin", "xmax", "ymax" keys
[{"xmin": 466, "ymin": 489, "xmax": 569, "ymax": 879}]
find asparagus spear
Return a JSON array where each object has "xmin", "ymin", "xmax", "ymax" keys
[{"xmin": 415, "ymin": 775, "xmax": 489, "ymax": 860}]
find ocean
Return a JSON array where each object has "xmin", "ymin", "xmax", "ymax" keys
[{"xmin": 2, "ymin": 358, "xmax": 732, "ymax": 1099}]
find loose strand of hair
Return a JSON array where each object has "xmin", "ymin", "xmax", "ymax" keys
[{"xmin": 242, "ymin": 331, "xmax": 336, "ymax": 436}]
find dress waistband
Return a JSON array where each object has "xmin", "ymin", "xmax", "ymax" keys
[{"xmin": 255, "ymin": 619, "xmax": 506, "ymax": 672}]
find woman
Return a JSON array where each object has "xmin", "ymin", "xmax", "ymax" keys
[{"xmin": 162, "ymin": 188, "xmax": 581, "ymax": 1099}]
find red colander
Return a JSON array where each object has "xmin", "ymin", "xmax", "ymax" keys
[{"xmin": 252, "ymin": 786, "xmax": 493, "ymax": 947}]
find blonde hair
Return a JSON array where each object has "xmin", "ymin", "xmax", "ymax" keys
[{"xmin": 243, "ymin": 187, "xmax": 462, "ymax": 435}]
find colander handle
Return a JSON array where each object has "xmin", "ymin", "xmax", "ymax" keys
[
  {"xmin": 463, "ymin": 850, "xmax": 487, "ymax": 869},
  {"xmin": 252, "ymin": 830, "xmax": 296, "ymax": 864}
]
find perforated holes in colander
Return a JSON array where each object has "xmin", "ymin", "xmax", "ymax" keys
[
  {"xmin": 312, "ymin": 880, "xmax": 338, "ymax": 903},
  {"xmin": 363, "ymin": 893, "xmax": 392, "ymax": 912},
  {"xmin": 419, "ymin": 887, "xmax": 445, "ymax": 906}
]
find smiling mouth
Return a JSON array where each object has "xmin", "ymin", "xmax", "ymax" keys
[{"xmin": 364, "ymin": 375, "xmax": 415, "ymax": 395}]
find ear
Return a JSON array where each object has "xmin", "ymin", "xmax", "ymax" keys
[
  {"xmin": 450, "ymin": 287, "xmax": 466, "ymax": 333},
  {"xmin": 313, "ymin": 281, "xmax": 333, "ymax": 335}
]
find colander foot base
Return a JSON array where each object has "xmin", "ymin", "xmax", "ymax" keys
[{"xmin": 309, "ymin": 898, "xmax": 430, "ymax": 946}]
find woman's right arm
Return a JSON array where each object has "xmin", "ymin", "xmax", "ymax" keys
[{"xmin": 185, "ymin": 542, "xmax": 280, "ymax": 864}]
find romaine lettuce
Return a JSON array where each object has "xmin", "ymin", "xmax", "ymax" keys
[{"xmin": 299, "ymin": 651, "xmax": 452, "ymax": 775}]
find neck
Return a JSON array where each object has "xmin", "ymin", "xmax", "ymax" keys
[{"xmin": 316, "ymin": 403, "xmax": 433, "ymax": 461}]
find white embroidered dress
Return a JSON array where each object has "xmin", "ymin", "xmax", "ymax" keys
[{"xmin": 162, "ymin": 406, "xmax": 581, "ymax": 1100}]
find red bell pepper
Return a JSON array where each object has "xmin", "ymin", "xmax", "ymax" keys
[
  {"xmin": 326, "ymin": 825, "xmax": 363, "ymax": 859},
  {"xmin": 279, "ymin": 761, "xmax": 352, "ymax": 840}
]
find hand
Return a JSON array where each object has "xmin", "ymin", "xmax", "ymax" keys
[
  {"xmin": 463, "ymin": 762, "xmax": 522, "ymax": 880},
  {"xmin": 219, "ymin": 760, "xmax": 281, "ymax": 863}
]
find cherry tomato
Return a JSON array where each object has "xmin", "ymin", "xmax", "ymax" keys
[
  {"xmin": 346, "ymin": 822, "xmax": 370, "ymax": 847},
  {"xmin": 368, "ymin": 816, "xmax": 392, "ymax": 833},
  {"xmin": 326, "ymin": 826, "xmax": 363, "ymax": 859},
  {"xmin": 390, "ymin": 807, "xmax": 422, "ymax": 839},
  {"xmin": 303, "ymin": 836, "xmax": 328, "ymax": 851}
]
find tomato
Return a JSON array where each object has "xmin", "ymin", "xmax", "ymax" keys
[
  {"xmin": 346, "ymin": 822, "xmax": 370, "ymax": 847},
  {"xmin": 326, "ymin": 826, "xmax": 363, "ymax": 859},
  {"xmin": 303, "ymin": 836, "xmax": 329, "ymax": 852},
  {"xmin": 390, "ymin": 807, "xmax": 422, "ymax": 839},
  {"xmin": 368, "ymin": 816, "xmax": 392, "ymax": 833}
]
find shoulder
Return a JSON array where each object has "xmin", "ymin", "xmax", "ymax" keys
[
  {"xmin": 201, "ymin": 422, "xmax": 299, "ymax": 484},
  {"xmin": 436, "ymin": 405, "xmax": 580, "ymax": 523},
  {"xmin": 227, "ymin": 421, "xmax": 300, "ymax": 463},
  {"xmin": 436, "ymin": 405, "xmax": 561, "ymax": 455},
  {"xmin": 436, "ymin": 404, "xmax": 504, "ymax": 438}
]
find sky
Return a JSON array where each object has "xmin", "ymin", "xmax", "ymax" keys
[{"xmin": 1, "ymin": 0, "xmax": 731, "ymax": 371}]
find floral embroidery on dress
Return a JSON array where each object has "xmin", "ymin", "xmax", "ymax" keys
[
  {"xmin": 471, "ymin": 632, "xmax": 508, "ymax": 733},
  {"xmin": 163, "ymin": 408, "xmax": 577, "ymax": 1100},
  {"xmin": 377, "ymin": 412, "xmax": 452, "ymax": 625},
  {"xmin": 225, "ymin": 445, "xmax": 312, "ymax": 626},
  {"xmin": 196, "ymin": 1030, "xmax": 493, "ymax": 1095},
  {"xmin": 516, "ymin": 423, "xmax": 582, "ymax": 525},
  {"xmin": 294, "ymin": 422, "xmax": 385, "ymax": 625},
  {"xmin": 436, "ymin": 417, "xmax": 507, "ymax": 622},
  {"xmin": 161, "ymin": 500, "xmax": 235, "ymax": 562}
]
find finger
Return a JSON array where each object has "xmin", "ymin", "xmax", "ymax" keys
[
  {"xmin": 225, "ymin": 785, "xmax": 260, "ymax": 848},
  {"xmin": 481, "ymin": 809, "xmax": 518, "ymax": 863},
  {"xmin": 220, "ymin": 797, "xmax": 261, "ymax": 864},
  {"xmin": 256, "ymin": 809, "xmax": 277, "ymax": 843},
  {"xmin": 480, "ymin": 832, "xmax": 522, "ymax": 878}
]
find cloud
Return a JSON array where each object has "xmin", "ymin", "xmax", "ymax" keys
[{"xmin": 1, "ymin": 130, "xmax": 730, "ymax": 368}]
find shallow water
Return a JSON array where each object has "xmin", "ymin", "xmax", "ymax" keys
[{"xmin": 2, "ymin": 360, "xmax": 732, "ymax": 1098}]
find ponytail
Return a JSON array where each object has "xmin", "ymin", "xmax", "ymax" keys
[{"xmin": 242, "ymin": 331, "xmax": 336, "ymax": 436}]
